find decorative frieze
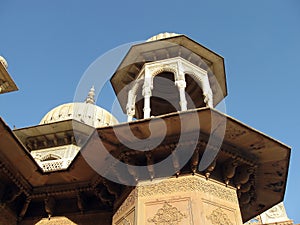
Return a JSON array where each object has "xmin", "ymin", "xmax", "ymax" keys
[{"xmin": 137, "ymin": 176, "xmax": 238, "ymax": 203}]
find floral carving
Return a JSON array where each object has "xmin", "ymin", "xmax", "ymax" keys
[
  {"xmin": 207, "ymin": 207, "xmax": 233, "ymax": 225},
  {"xmin": 148, "ymin": 201, "xmax": 186, "ymax": 225},
  {"xmin": 138, "ymin": 176, "xmax": 237, "ymax": 203},
  {"xmin": 148, "ymin": 63, "xmax": 178, "ymax": 77},
  {"xmin": 265, "ymin": 204, "xmax": 284, "ymax": 218}
]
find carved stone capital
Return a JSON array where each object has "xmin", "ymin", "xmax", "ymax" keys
[{"xmin": 175, "ymin": 80, "xmax": 186, "ymax": 88}]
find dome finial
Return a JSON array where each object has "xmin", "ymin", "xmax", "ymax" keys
[{"xmin": 85, "ymin": 86, "xmax": 95, "ymax": 104}]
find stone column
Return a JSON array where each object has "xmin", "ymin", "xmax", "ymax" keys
[
  {"xmin": 126, "ymin": 90, "xmax": 136, "ymax": 122},
  {"xmin": 198, "ymin": 72, "xmax": 213, "ymax": 108},
  {"xmin": 175, "ymin": 79, "xmax": 187, "ymax": 111},
  {"xmin": 142, "ymin": 70, "xmax": 153, "ymax": 119},
  {"xmin": 176, "ymin": 61, "xmax": 187, "ymax": 111}
]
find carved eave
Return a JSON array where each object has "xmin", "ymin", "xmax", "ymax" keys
[
  {"xmin": 90, "ymin": 107, "xmax": 290, "ymax": 222},
  {"xmin": 13, "ymin": 119, "xmax": 94, "ymax": 152},
  {"xmin": 0, "ymin": 118, "xmax": 35, "ymax": 192},
  {"xmin": 0, "ymin": 117, "xmax": 34, "ymax": 221},
  {"xmin": 11, "ymin": 120, "xmax": 109, "ymax": 186},
  {"xmin": 0, "ymin": 108, "xmax": 290, "ymax": 222},
  {"xmin": 0, "ymin": 62, "xmax": 18, "ymax": 94},
  {"xmin": 0, "ymin": 118, "xmax": 124, "ymax": 221},
  {"xmin": 110, "ymin": 35, "xmax": 227, "ymax": 113}
]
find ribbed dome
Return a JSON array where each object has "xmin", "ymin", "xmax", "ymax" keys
[
  {"xmin": 40, "ymin": 87, "xmax": 118, "ymax": 128},
  {"xmin": 40, "ymin": 102, "xmax": 118, "ymax": 128},
  {"xmin": 146, "ymin": 32, "xmax": 180, "ymax": 42},
  {"xmin": 0, "ymin": 56, "xmax": 8, "ymax": 69}
]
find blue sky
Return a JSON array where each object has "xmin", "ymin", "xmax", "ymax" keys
[{"xmin": 0, "ymin": 0, "xmax": 299, "ymax": 223}]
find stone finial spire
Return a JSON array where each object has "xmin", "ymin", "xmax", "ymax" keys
[{"xmin": 85, "ymin": 86, "xmax": 95, "ymax": 104}]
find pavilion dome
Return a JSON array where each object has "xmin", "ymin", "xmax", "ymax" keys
[
  {"xmin": 146, "ymin": 32, "xmax": 181, "ymax": 42},
  {"xmin": 0, "ymin": 56, "xmax": 8, "ymax": 69},
  {"xmin": 39, "ymin": 87, "xmax": 118, "ymax": 128}
]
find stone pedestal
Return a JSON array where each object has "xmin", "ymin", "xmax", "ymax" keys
[{"xmin": 113, "ymin": 174, "xmax": 243, "ymax": 225}]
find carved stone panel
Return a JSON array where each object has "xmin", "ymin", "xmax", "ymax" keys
[
  {"xmin": 145, "ymin": 198, "xmax": 192, "ymax": 225},
  {"xmin": 203, "ymin": 200, "xmax": 241, "ymax": 225},
  {"xmin": 207, "ymin": 207, "xmax": 233, "ymax": 225},
  {"xmin": 147, "ymin": 201, "xmax": 187, "ymax": 225}
]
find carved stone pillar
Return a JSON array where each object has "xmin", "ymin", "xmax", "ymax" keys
[
  {"xmin": 112, "ymin": 174, "xmax": 243, "ymax": 225},
  {"xmin": 199, "ymin": 74, "xmax": 213, "ymax": 108},
  {"xmin": 175, "ymin": 61, "xmax": 187, "ymax": 111},
  {"xmin": 175, "ymin": 79, "xmax": 187, "ymax": 111},
  {"xmin": 126, "ymin": 90, "xmax": 136, "ymax": 122},
  {"xmin": 142, "ymin": 70, "xmax": 153, "ymax": 119}
]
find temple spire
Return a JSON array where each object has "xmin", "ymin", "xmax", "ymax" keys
[{"xmin": 85, "ymin": 86, "xmax": 95, "ymax": 104}]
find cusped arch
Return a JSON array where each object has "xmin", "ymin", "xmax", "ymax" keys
[
  {"xmin": 126, "ymin": 78, "xmax": 145, "ymax": 121},
  {"xmin": 126, "ymin": 79, "xmax": 144, "ymax": 110},
  {"xmin": 129, "ymin": 64, "xmax": 178, "ymax": 101},
  {"xmin": 184, "ymin": 69, "xmax": 203, "ymax": 81},
  {"xmin": 184, "ymin": 70, "xmax": 213, "ymax": 107},
  {"xmin": 150, "ymin": 65, "xmax": 178, "ymax": 78}
]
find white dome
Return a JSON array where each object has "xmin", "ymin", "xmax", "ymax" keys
[
  {"xmin": 146, "ymin": 32, "xmax": 181, "ymax": 42},
  {"xmin": 40, "ymin": 102, "xmax": 118, "ymax": 128},
  {"xmin": 0, "ymin": 56, "xmax": 8, "ymax": 69}
]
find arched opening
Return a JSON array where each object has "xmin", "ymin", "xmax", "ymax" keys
[
  {"xmin": 185, "ymin": 73, "xmax": 206, "ymax": 109},
  {"xmin": 134, "ymin": 72, "xmax": 181, "ymax": 119},
  {"xmin": 132, "ymin": 72, "xmax": 208, "ymax": 119},
  {"xmin": 151, "ymin": 72, "xmax": 180, "ymax": 116}
]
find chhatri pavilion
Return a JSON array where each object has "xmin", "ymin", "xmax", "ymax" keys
[{"xmin": 0, "ymin": 33, "xmax": 294, "ymax": 225}]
